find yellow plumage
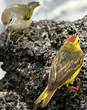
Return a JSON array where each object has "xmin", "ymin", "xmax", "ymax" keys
[
  {"xmin": 35, "ymin": 86, "xmax": 57, "ymax": 107},
  {"xmin": 35, "ymin": 35, "xmax": 84, "ymax": 107}
]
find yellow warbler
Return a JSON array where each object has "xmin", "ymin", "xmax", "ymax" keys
[{"xmin": 35, "ymin": 35, "xmax": 84, "ymax": 107}]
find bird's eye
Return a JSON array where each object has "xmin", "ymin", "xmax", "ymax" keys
[
  {"xmin": 9, "ymin": 18, "xmax": 12, "ymax": 22},
  {"xmin": 78, "ymin": 39, "xmax": 80, "ymax": 43}
]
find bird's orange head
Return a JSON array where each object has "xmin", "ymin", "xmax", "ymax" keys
[
  {"xmin": 65, "ymin": 35, "xmax": 81, "ymax": 50},
  {"xmin": 66, "ymin": 36, "xmax": 78, "ymax": 43}
]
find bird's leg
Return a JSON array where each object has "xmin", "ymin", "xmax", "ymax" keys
[{"xmin": 6, "ymin": 31, "xmax": 12, "ymax": 45}]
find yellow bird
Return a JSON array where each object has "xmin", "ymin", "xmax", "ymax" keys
[{"xmin": 35, "ymin": 35, "xmax": 84, "ymax": 107}]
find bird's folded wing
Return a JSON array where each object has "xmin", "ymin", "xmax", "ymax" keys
[
  {"xmin": 48, "ymin": 50, "xmax": 83, "ymax": 90},
  {"xmin": 7, "ymin": 4, "xmax": 27, "ymax": 20}
]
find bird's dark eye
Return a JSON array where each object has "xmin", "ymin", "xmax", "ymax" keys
[
  {"xmin": 10, "ymin": 18, "xmax": 12, "ymax": 22},
  {"xmin": 78, "ymin": 39, "xmax": 80, "ymax": 43}
]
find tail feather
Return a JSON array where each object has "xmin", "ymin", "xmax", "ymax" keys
[{"xmin": 35, "ymin": 86, "xmax": 57, "ymax": 107}]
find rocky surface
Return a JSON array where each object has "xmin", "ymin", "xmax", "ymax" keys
[{"xmin": 0, "ymin": 16, "xmax": 87, "ymax": 110}]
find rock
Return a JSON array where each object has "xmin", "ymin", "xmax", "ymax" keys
[{"xmin": 0, "ymin": 16, "xmax": 87, "ymax": 110}]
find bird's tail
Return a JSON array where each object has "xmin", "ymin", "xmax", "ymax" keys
[
  {"xmin": 35, "ymin": 86, "xmax": 57, "ymax": 107},
  {"xmin": 27, "ymin": 2, "xmax": 40, "ymax": 9}
]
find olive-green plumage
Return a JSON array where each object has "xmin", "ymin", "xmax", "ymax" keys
[
  {"xmin": 35, "ymin": 35, "xmax": 84, "ymax": 107},
  {"xmin": 1, "ymin": 2, "xmax": 40, "ymax": 30}
]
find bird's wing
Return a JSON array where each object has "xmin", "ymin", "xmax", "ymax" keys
[
  {"xmin": 22, "ymin": 8, "xmax": 32, "ymax": 20},
  {"xmin": 7, "ymin": 4, "xmax": 30, "ymax": 20},
  {"xmin": 48, "ymin": 49, "xmax": 83, "ymax": 90}
]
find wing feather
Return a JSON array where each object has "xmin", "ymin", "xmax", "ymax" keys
[
  {"xmin": 48, "ymin": 50, "xmax": 83, "ymax": 90},
  {"xmin": 7, "ymin": 4, "xmax": 30, "ymax": 20}
]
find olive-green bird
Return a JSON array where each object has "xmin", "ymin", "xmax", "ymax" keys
[
  {"xmin": 1, "ymin": 2, "xmax": 40, "ymax": 31},
  {"xmin": 35, "ymin": 35, "xmax": 84, "ymax": 107}
]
